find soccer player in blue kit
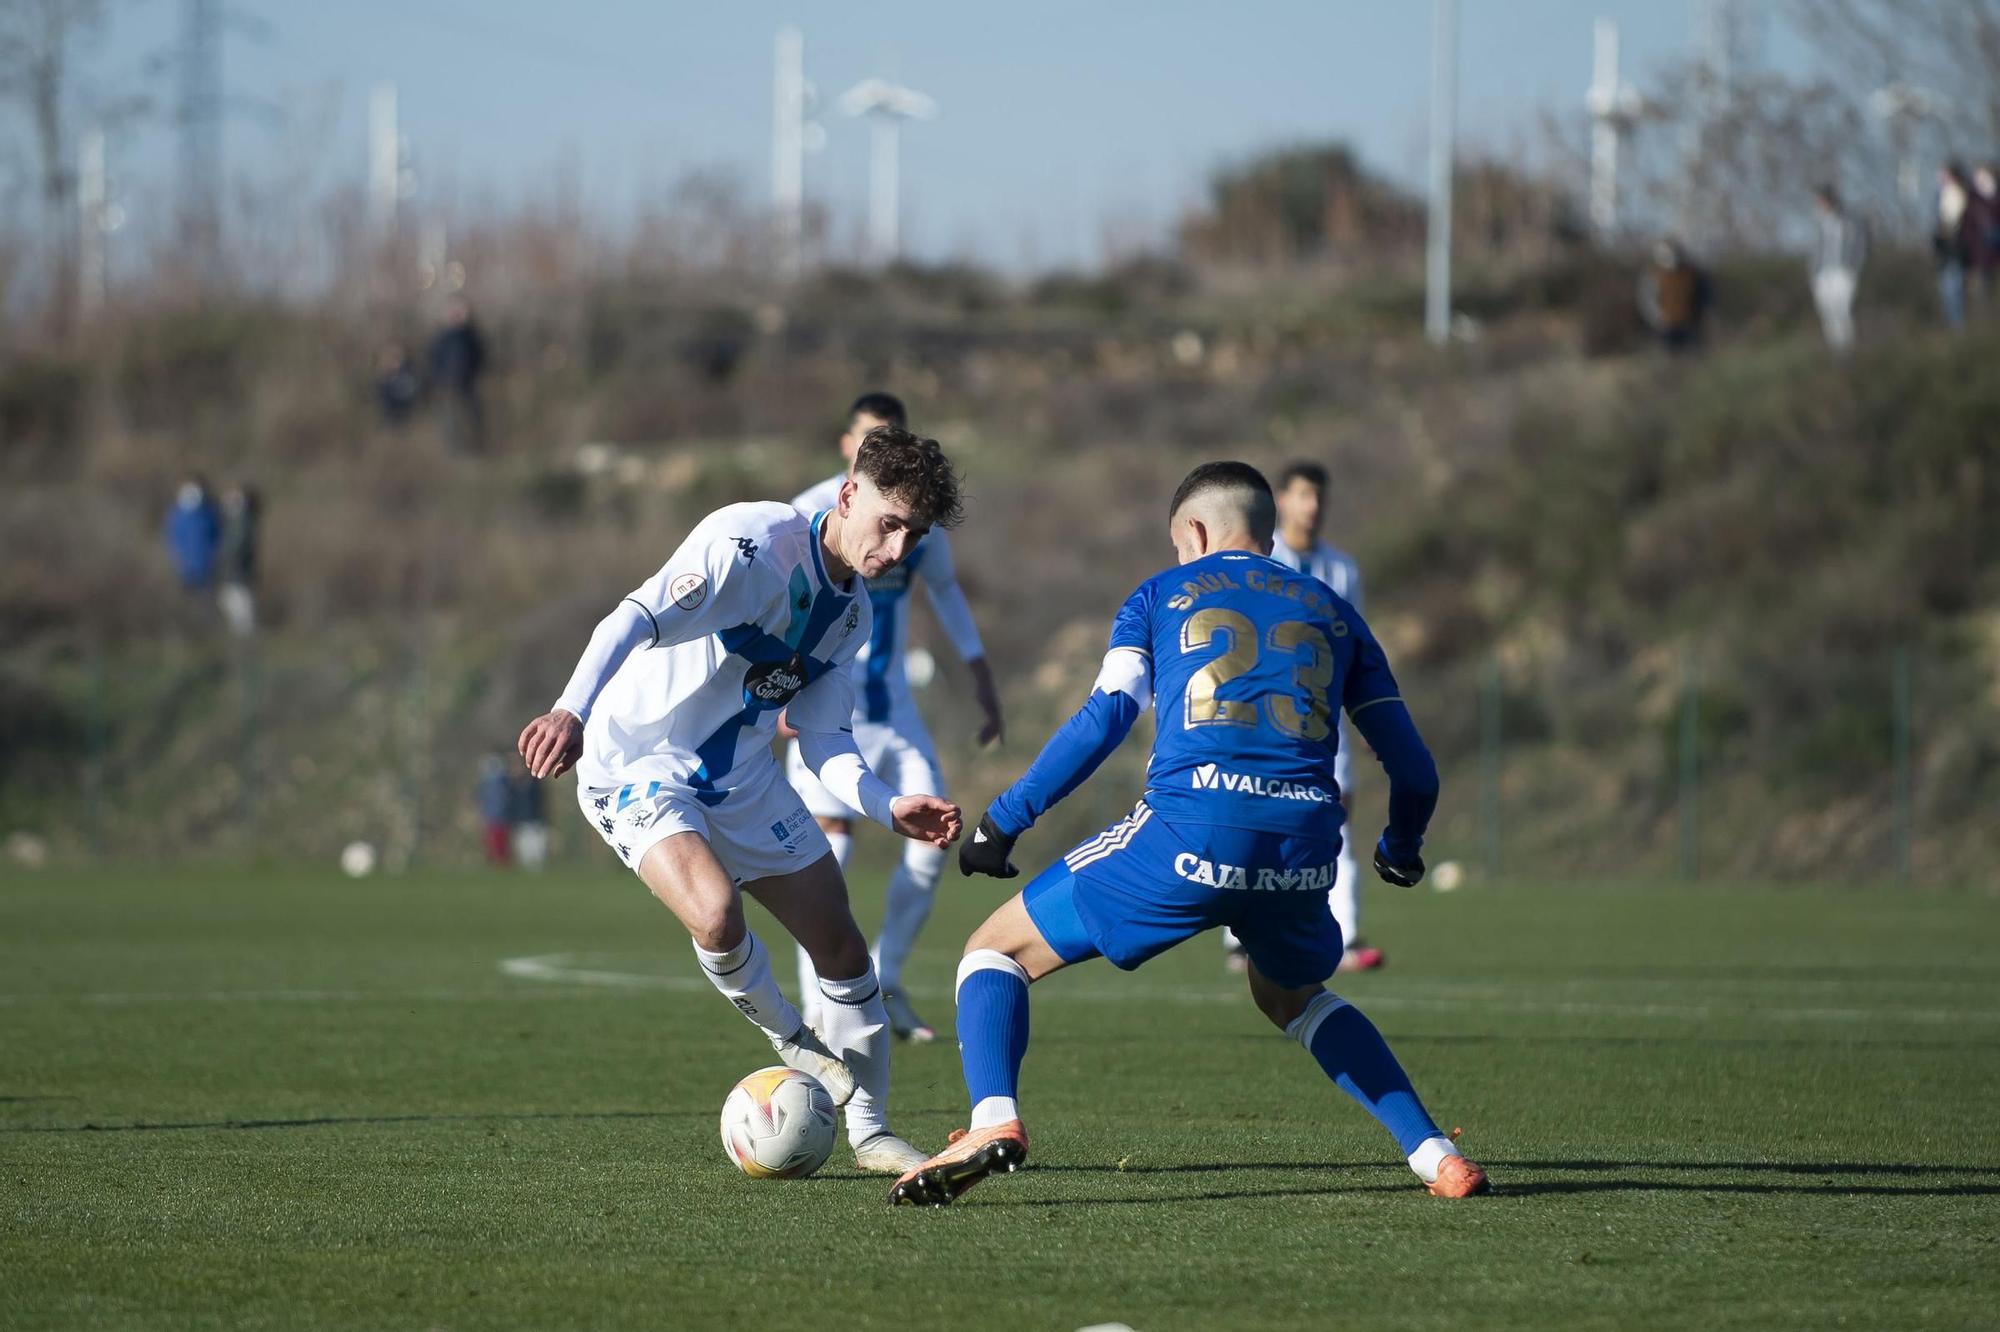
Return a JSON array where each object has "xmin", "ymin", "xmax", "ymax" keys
[{"xmin": 889, "ymin": 461, "xmax": 1489, "ymax": 1206}]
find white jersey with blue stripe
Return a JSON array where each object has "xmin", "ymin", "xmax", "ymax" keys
[
  {"xmin": 1270, "ymin": 536, "xmax": 1362, "ymax": 609},
  {"xmin": 793, "ymin": 473, "xmax": 986, "ymax": 727},
  {"xmin": 576, "ymin": 501, "xmax": 872, "ymax": 802}
]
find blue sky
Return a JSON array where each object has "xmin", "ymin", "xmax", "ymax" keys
[{"xmin": 81, "ymin": 0, "xmax": 1818, "ymax": 270}]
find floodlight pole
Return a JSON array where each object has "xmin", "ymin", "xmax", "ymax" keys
[
  {"xmin": 772, "ymin": 26, "xmax": 805, "ymax": 277},
  {"xmin": 1425, "ymin": 0, "xmax": 1457, "ymax": 346},
  {"xmin": 839, "ymin": 78, "xmax": 936, "ymax": 267},
  {"xmin": 869, "ymin": 113, "xmax": 901, "ymax": 263},
  {"xmin": 1586, "ymin": 18, "xmax": 1641, "ymax": 238}
]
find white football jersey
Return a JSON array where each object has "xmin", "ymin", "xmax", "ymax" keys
[
  {"xmin": 576, "ymin": 502, "xmax": 873, "ymax": 799},
  {"xmin": 793, "ymin": 473, "xmax": 986, "ymax": 727},
  {"xmin": 1270, "ymin": 536, "xmax": 1363, "ymax": 610}
]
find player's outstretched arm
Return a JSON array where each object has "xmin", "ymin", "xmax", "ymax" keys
[
  {"xmin": 1349, "ymin": 697, "xmax": 1440, "ymax": 886},
  {"xmin": 917, "ymin": 537, "xmax": 1004, "ymax": 745},
  {"xmin": 977, "ymin": 647, "xmax": 1150, "ymax": 858},
  {"xmin": 518, "ymin": 708, "xmax": 584, "ymax": 780},
  {"xmin": 967, "ymin": 656, "xmax": 1005, "ymax": 747},
  {"xmin": 888, "ymin": 794, "xmax": 963, "ymax": 849}
]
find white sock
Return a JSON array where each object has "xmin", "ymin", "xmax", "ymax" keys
[
  {"xmin": 1330, "ymin": 842, "xmax": 1360, "ymax": 948},
  {"xmin": 693, "ymin": 933, "xmax": 801, "ymax": 1044},
  {"xmin": 970, "ymin": 1095, "xmax": 1018, "ymax": 1130},
  {"xmin": 873, "ymin": 843, "xmax": 943, "ymax": 991},
  {"xmin": 817, "ymin": 964, "xmax": 891, "ymax": 1144},
  {"xmin": 1407, "ymin": 1135, "xmax": 1462, "ymax": 1184},
  {"xmin": 794, "ymin": 832, "xmax": 850, "ymax": 1018}
]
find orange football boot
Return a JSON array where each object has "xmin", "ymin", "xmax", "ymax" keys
[{"xmin": 886, "ymin": 1121, "xmax": 1029, "ymax": 1207}]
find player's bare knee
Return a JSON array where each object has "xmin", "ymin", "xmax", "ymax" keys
[
  {"xmin": 674, "ymin": 897, "xmax": 744, "ymax": 954},
  {"xmin": 814, "ymin": 816, "xmax": 851, "ymax": 836}
]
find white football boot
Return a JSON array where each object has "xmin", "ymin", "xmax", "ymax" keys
[
  {"xmin": 769, "ymin": 1023, "xmax": 856, "ymax": 1106},
  {"xmin": 852, "ymin": 1131, "xmax": 930, "ymax": 1174}
]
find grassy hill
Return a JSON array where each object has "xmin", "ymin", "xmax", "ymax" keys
[{"xmin": 1, "ymin": 255, "xmax": 1994, "ymax": 884}]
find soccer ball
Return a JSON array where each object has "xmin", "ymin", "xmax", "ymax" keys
[
  {"xmin": 339, "ymin": 841, "xmax": 377, "ymax": 878},
  {"xmin": 719, "ymin": 1067, "xmax": 838, "ymax": 1179}
]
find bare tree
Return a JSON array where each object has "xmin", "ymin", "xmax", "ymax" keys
[
  {"xmin": 0, "ymin": 0, "xmax": 107, "ymax": 333},
  {"xmin": 1794, "ymin": 0, "xmax": 2000, "ymax": 148}
]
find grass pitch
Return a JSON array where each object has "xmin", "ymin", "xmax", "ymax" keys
[{"xmin": 4, "ymin": 861, "xmax": 1997, "ymax": 1330}]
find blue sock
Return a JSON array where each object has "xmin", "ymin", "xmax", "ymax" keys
[
  {"xmin": 955, "ymin": 950, "xmax": 1030, "ymax": 1126},
  {"xmin": 1290, "ymin": 992, "xmax": 1443, "ymax": 1156}
]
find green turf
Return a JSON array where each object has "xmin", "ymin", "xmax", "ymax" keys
[{"xmin": 3, "ymin": 862, "xmax": 1997, "ymax": 1331}]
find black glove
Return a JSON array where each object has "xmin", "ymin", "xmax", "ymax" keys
[
  {"xmin": 959, "ymin": 812, "xmax": 1021, "ymax": 879},
  {"xmin": 1373, "ymin": 840, "xmax": 1425, "ymax": 888}
]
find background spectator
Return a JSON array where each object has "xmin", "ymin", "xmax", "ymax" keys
[
  {"xmin": 427, "ymin": 299, "xmax": 488, "ymax": 454},
  {"xmin": 1637, "ymin": 237, "xmax": 1710, "ymax": 352},
  {"xmin": 509, "ymin": 770, "xmax": 549, "ymax": 872},
  {"xmin": 1934, "ymin": 161, "xmax": 1972, "ymax": 330},
  {"xmin": 216, "ymin": 484, "xmax": 261, "ymax": 638},
  {"xmin": 1809, "ymin": 185, "xmax": 1866, "ymax": 353},
  {"xmin": 1967, "ymin": 163, "xmax": 2000, "ymax": 311},
  {"xmin": 163, "ymin": 475, "xmax": 219, "ymax": 592},
  {"xmin": 476, "ymin": 753, "xmax": 512, "ymax": 865},
  {"xmin": 374, "ymin": 342, "xmax": 422, "ymax": 428}
]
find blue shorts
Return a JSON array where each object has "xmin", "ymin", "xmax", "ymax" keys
[{"xmin": 1022, "ymin": 801, "xmax": 1346, "ymax": 989}]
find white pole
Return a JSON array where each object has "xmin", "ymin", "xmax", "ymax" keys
[
  {"xmin": 78, "ymin": 126, "xmax": 108, "ymax": 317},
  {"xmin": 1425, "ymin": 0, "xmax": 1457, "ymax": 345},
  {"xmin": 772, "ymin": 26, "xmax": 804, "ymax": 276},
  {"xmin": 369, "ymin": 83, "xmax": 400, "ymax": 233},
  {"xmin": 870, "ymin": 114, "xmax": 900, "ymax": 263},
  {"xmin": 1588, "ymin": 18, "xmax": 1621, "ymax": 237}
]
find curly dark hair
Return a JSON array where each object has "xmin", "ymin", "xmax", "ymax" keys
[{"xmin": 853, "ymin": 426, "xmax": 964, "ymax": 529}]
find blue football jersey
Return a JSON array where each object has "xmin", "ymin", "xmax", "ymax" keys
[{"xmin": 1111, "ymin": 550, "xmax": 1401, "ymax": 838}]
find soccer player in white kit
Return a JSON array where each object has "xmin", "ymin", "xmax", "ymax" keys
[
  {"xmin": 784, "ymin": 394, "xmax": 1005, "ymax": 1041},
  {"xmin": 1224, "ymin": 460, "xmax": 1384, "ymax": 972},
  {"xmin": 516, "ymin": 428, "xmax": 965, "ymax": 1174}
]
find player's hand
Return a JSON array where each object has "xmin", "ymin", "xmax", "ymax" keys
[
  {"xmin": 774, "ymin": 709, "xmax": 799, "ymax": 740},
  {"xmin": 959, "ymin": 812, "xmax": 1020, "ymax": 879},
  {"xmin": 891, "ymin": 794, "xmax": 962, "ymax": 849},
  {"xmin": 969, "ymin": 657, "xmax": 1004, "ymax": 749},
  {"xmin": 518, "ymin": 709, "xmax": 583, "ymax": 780},
  {"xmin": 1373, "ymin": 840, "xmax": 1425, "ymax": 888},
  {"xmin": 975, "ymin": 706, "xmax": 1004, "ymax": 749}
]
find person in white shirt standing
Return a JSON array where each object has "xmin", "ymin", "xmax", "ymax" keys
[
  {"xmin": 516, "ymin": 428, "xmax": 966, "ymax": 1174},
  {"xmin": 785, "ymin": 394, "xmax": 1005, "ymax": 1042},
  {"xmin": 1225, "ymin": 460, "xmax": 1383, "ymax": 972}
]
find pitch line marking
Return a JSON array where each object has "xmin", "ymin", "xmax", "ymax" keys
[{"xmin": 495, "ymin": 954, "xmax": 2000, "ymax": 1026}]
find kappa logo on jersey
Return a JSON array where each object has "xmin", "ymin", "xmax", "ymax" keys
[
  {"xmin": 734, "ymin": 537, "xmax": 759, "ymax": 563},
  {"xmin": 842, "ymin": 602, "xmax": 860, "ymax": 635},
  {"xmin": 592, "ymin": 794, "xmax": 610, "ymax": 810},
  {"xmin": 1190, "ymin": 763, "xmax": 1337, "ymax": 804},
  {"xmin": 743, "ymin": 655, "xmax": 807, "ymax": 706},
  {"xmin": 1173, "ymin": 852, "xmax": 1336, "ymax": 892},
  {"xmin": 598, "ymin": 816, "xmax": 615, "ymax": 835},
  {"xmin": 670, "ymin": 572, "xmax": 707, "ymax": 610}
]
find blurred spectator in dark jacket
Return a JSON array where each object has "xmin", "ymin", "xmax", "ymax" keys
[
  {"xmin": 509, "ymin": 771, "xmax": 549, "ymax": 872},
  {"xmin": 164, "ymin": 475, "xmax": 219, "ymax": 591},
  {"xmin": 216, "ymin": 483, "xmax": 261, "ymax": 638},
  {"xmin": 1968, "ymin": 163, "xmax": 2000, "ymax": 309},
  {"xmin": 1809, "ymin": 186, "xmax": 1867, "ymax": 354},
  {"xmin": 427, "ymin": 299, "xmax": 487, "ymax": 454},
  {"xmin": 1637, "ymin": 238, "xmax": 1710, "ymax": 352},
  {"xmin": 1934, "ymin": 161, "xmax": 1972, "ymax": 330},
  {"xmin": 375, "ymin": 342, "xmax": 422, "ymax": 427},
  {"xmin": 477, "ymin": 753, "xmax": 512, "ymax": 865}
]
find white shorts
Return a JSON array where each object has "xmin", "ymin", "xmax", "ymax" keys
[
  {"xmin": 785, "ymin": 714, "xmax": 944, "ymax": 821},
  {"xmin": 578, "ymin": 757, "xmax": 831, "ymax": 886}
]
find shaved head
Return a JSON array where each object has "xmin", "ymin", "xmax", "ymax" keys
[{"xmin": 1167, "ymin": 461, "xmax": 1276, "ymax": 561}]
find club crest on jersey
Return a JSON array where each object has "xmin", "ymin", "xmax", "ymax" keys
[
  {"xmin": 734, "ymin": 537, "xmax": 758, "ymax": 563},
  {"xmin": 743, "ymin": 655, "xmax": 808, "ymax": 706},
  {"xmin": 1190, "ymin": 763, "xmax": 1337, "ymax": 804},
  {"xmin": 670, "ymin": 573, "xmax": 707, "ymax": 610},
  {"xmin": 1174, "ymin": 853, "xmax": 1335, "ymax": 892}
]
